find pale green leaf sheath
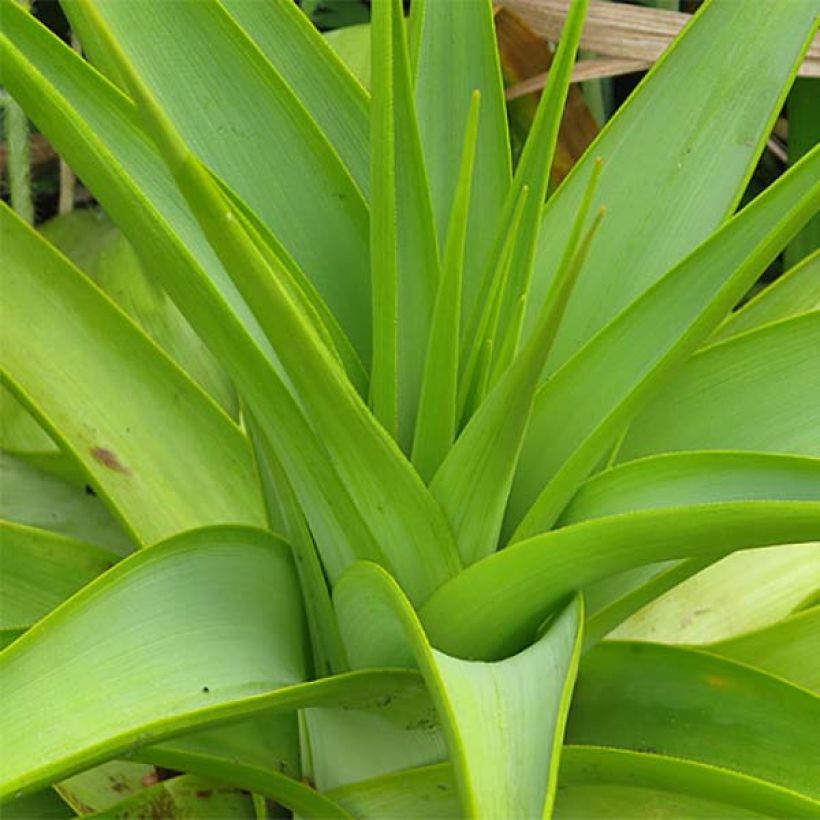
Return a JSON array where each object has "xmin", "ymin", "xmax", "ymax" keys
[{"xmin": 334, "ymin": 563, "xmax": 583, "ymax": 818}]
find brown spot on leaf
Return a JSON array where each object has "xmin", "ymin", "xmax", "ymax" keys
[
  {"xmin": 195, "ymin": 789, "xmax": 212, "ymax": 799},
  {"xmin": 91, "ymin": 447, "xmax": 129, "ymax": 474},
  {"xmin": 141, "ymin": 770, "xmax": 160, "ymax": 788}
]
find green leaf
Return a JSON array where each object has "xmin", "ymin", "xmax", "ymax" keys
[
  {"xmin": 553, "ymin": 451, "xmax": 820, "ymax": 647},
  {"xmin": 0, "ymin": 453, "xmax": 134, "ymax": 556},
  {"xmin": 0, "ymin": 522, "xmax": 117, "ymax": 632},
  {"xmin": 412, "ymin": 0, "xmax": 511, "ymax": 325},
  {"xmin": 63, "ymin": 0, "xmax": 372, "ymax": 365},
  {"xmin": 619, "ymin": 312, "xmax": 820, "ymax": 461},
  {"xmin": 711, "ymin": 249, "xmax": 820, "ymax": 342},
  {"xmin": 327, "ymin": 746, "xmax": 819, "ymax": 818},
  {"xmin": 2, "ymin": 790, "xmax": 74, "ymax": 820},
  {"xmin": 486, "ymin": 0, "xmax": 590, "ymax": 377},
  {"xmin": 555, "ymin": 746, "xmax": 820, "ymax": 819},
  {"xmin": 706, "ymin": 607, "xmax": 820, "ymax": 693},
  {"xmin": 39, "ymin": 209, "xmax": 237, "ymax": 416},
  {"xmin": 421, "ymin": 501, "xmax": 820, "ymax": 661},
  {"xmin": 507, "ymin": 146, "xmax": 820, "ymax": 541},
  {"xmin": 524, "ymin": 0, "xmax": 819, "ymax": 376},
  {"xmin": 334, "ymin": 562, "xmax": 583, "ymax": 818},
  {"xmin": 369, "ymin": 0, "xmax": 440, "ymax": 447},
  {"xmin": 219, "ymin": 0, "xmax": 370, "ymax": 195},
  {"xmin": 0, "ymin": 526, "xmax": 307, "ymax": 800},
  {"xmin": 567, "ymin": 642, "xmax": 820, "ymax": 800},
  {"xmin": 1, "ymin": 204, "xmax": 267, "ymax": 546},
  {"xmin": 431, "ymin": 160, "xmax": 604, "ymax": 565},
  {"xmin": 412, "ymin": 92, "xmax": 481, "ymax": 482}
]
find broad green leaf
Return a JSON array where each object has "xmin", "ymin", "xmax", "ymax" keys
[
  {"xmin": 369, "ymin": 0, "xmax": 440, "ymax": 447},
  {"xmin": 431, "ymin": 161, "xmax": 604, "ymax": 565},
  {"xmin": 711, "ymin": 249, "xmax": 820, "ymax": 342},
  {"xmin": 412, "ymin": 0, "xmax": 511, "ymax": 324},
  {"xmin": 524, "ymin": 0, "xmax": 819, "ymax": 376},
  {"xmin": 507, "ymin": 146, "xmax": 820, "ymax": 541},
  {"xmin": 88, "ymin": 774, "xmax": 255, "ymax": 819},
  {"xmin": 83, "ymin": 5, "xmax": 461, "ymax": 603},
  {"xmin": 0, "ymin": 453, "xmax": 134, "ymax": 555},
  {"xmin": 56, "ymin": 761, "xmax": 154, "ymax": 815},
  {"xmin": 1, "ymin": 204, "xmax": 266, "ymax": 545},
  {"xmin": 219, "ymin": 0, "xmax": 370, "ymax": 194},
  {"xmin": 559, "ymin": 451, "xmax": 820, "ymax": 525},
  {"xmin": 327, "ymin": 747, "xmax": 819, "ymax": 819},
  {"xmin": 567, "ymin": 642, "xmax": 820, "ymax": 800},
  {"xmin": 421, "ymin": 501, "xmax": 820, "ymax": 661},
  {"xmin": 486, "ymin": 0, "xmax": 590, "ymax": 377},
  {"xmin": 555, "ymin": 746, "xmax": 820, "ymax": 819},
  {"xmin": 706, "ymin": 607, "xmax": 820, "ymax": 693},
  {"xmin": 40, "ymin": 209, "xmax": 237, "ymax": 416},
  {"xmin": 619, "ymin": 312, "xmax": 820, "ymax": 461},
  {"xmin": 63, "ymin": 0, "xmax": 372, "ymax": 365},
  {"xmin": 412, "ymin": 93, "xmax": 480, "ymax": 482},
  {"xmin": 0, "ymin": 522, "xmax": 117, "ymax": 631},
  {"xmin": 0, "ymin": 1, "xmax": 282, "ymax": 370},
  {"xmin": 334, "ymin": 562, "xmax": 583, "ymax": 818},
  {"xmin": 0, "ymin": 526, "xmax": 307, "ymax": 800},
  {"xmin": 609, "ymin": 543, "xmax": 820, "ymax": 646},
  {"xmin": 553, "ymin": 451, "xmax": 820, "ymax": 646}
]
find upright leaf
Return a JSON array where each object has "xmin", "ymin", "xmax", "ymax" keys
[
  {"xmin": 507, "ymin": 147, "xmax": 820, "ymax": 541},
  {"xmin": 412, "ymin": 0, "xmax": 512, "ymax": 323},
  {"xmin": 412, "ymin": 93, "xmax": 481, "ymax": 482},
  {"xmin": 369, "ymin": 0, "xmax": 440, "ymax": 448},
  {"xmin": 523, "ymin": 0, "xmax": 819, "ymax": 376}
]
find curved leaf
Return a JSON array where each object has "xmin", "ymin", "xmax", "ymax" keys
[
  {"xmin": 1, "ymin": 204, "xmax": 266, "ymax": 545},
  {"xmin": 0, "ymin": 526, "xmax": 307, "ymax": 799},
  {"xmin": 705, "ymin": 606, "xmax": 820, "ymax": 692},
  {"xmin": 420, "ymin": 501, "xmax": 820, "ymax": 660},
  {"xmin": 335, "ymin": 562, "xmax": 583, "ymax": 818},
  {"xmin": 619, "ymin": 312, "xmax": 820, "ymax": 461},
  {"xmin": 0, "ymin": 453, "xmax": 134, "ymax": 555},
  {"xmin": 0, "ymin": 522, "xmax": 117, "ymax": 632},
  {"xmin": 567, "ymin": 642, "xmax": 820, "ymax": 800}
]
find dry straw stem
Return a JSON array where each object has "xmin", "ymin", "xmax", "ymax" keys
[{"xmin": 504, "ymin": 0, "xmax": 820, "ymax": 98}]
